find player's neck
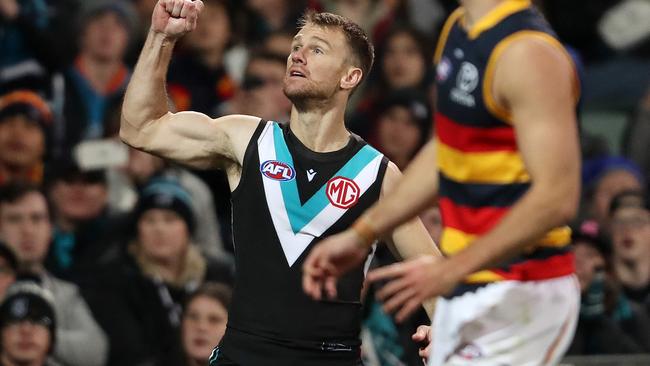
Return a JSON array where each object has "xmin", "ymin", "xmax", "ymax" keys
[
  {"xmin": 289, "ymin": 101, "xmax": 350, "ymax": 153},
  {"xmin": 460, "ymin": 0, "xmax": 507, "ymax": 29}
]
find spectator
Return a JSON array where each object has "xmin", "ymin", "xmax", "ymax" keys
[
  {"xmin": 60, "ymin": 1, "xmax": 133, "ymax": 152},
  {"xmin": 262, "ymin": 28, "xmax": 295, "ymax": 57},
  {"xmin": 84, "ymin": 178, "xmax": 232, "ymax": 366},
  {"xmin": 350, "ymin": 26, "xmax": 432, "ymax": 137},
  {"xmin": 609, "ymin": 190, "xmax": 650, "ymax": 309},
  {"xmin": 568, "ymin": 220, "xmax": 650, "ymax": 354},
  {"xmin": 45, "ymin": 156, "xmax": 128, "ymax": 283},
  {"xmin": 0, "ymin": 182, "xmax": 108, "ymax": 366},
  {"xmin": 0, "ymin": 243, "xmax": 18, "ymax": 299},
  {"xmin": 107, "ymin": 146, "xmax": 226, "ymax": 258},
  {"xmin": 226, "ymin": 51, "xmax": 291, "ymax": 122},
  {"xmin": 166, "ymin": 282, "xmax": 232, "ymax": 366},
  {"xmin": 0, "ymin": 282, "xmax": 58, "ymax": 366},
  {"xmin": 582, "ymin": 156, "xmax": 645, "ymax": 232},
  {"xmin": 167, "ymin": 0, "xmax": 236, "ymax": 117},
  {"xmin": 244, "ymin": 0, "xmax": 305, "ymax": 44},
  {"xmin": 365, "ymin": 89, "xmax": 431, "ymax": 170},
  {"xmin": 0, "ymin": 90, "xmax": 52, "ymax": 187}
]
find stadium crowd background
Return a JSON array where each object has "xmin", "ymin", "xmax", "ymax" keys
[{"xmin": 0, "ymin": 0, "xmax": 649, "ymax": 365}]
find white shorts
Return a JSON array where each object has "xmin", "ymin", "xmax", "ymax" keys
[{"xmin": 429, "ymin": 275, "xmax": 580, "ymax": 366}]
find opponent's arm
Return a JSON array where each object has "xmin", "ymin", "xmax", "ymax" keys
[
  {"xmin": 120, "ymin": 0, "xmax": 259, "ymax": 170},
  {"xmin": 368, "ymin": 37, "xmax": 581, "ymax": 319}
]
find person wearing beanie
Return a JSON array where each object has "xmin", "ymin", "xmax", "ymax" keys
[
  {"xmin": 0, "ymin": 90, "xmax": 52, "ymax": 187},
  {"xmin": 82, "ymin": 177, "xmax": 232, "ymax": 366},
  {"xmin": 60, "ymin": 0, "xmax": 134, "ymax": 152},
  {"xmin": 0, "ymin": 182, "xmax": 109, "ymax": 366},
  {"xmin": 582, "ymin": 156, "xmax": 646, "ymax": 232},
  {"xmin": 0, "ymin": 281, "xmax": 60, "ymax": 366}
]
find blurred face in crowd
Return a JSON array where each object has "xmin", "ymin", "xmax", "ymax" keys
[
  {"xmin": 376, "ymin": 105, "xmax": 422, "ymax": 168},
  {"xmin": 182, "ymin": 295, "xmax": 228, "ymax": 363},
  {"xmin": 81, "ymin": 11, "xmax": 129, "ymax": 62},
  {"xmin": 0, "ymin": 192, "xmax": 51, "ymax": 270},
  {"xmin": 138, "ymin": 208, "xmax": 189, "ymax": 264},
  {"xmin": 382, "ymin": 31, "xmax": 426, "ymax": 89},
  {"xmin": 591, "ymin": 170, "xmax": 643, "ymax": 227},
  {"xmin": 611, "ymin": 206, "xmax": 650, "ymax": 263},
  {"xmin": 0, "ymin": 321, "xmax": 50, "ymax": 366},
  {"xmin": 0, "ymin": 257, "xmax": 15, "ymax": 299},
  {"xmin": 240, "ymin": 58, "xmax": 291, "ymax": 121},
  {"xmin": 185, "ymin": 2, "xmax": 230, "ymax": 55},
  {"xmin": 49, "ymin": 174, "xmax": 108, "ymax": 223},
  {"xmin": 126, "ymin": 148, "xmax": 164, "ymax": 185},
  {"xmin": 573, "ymin": 241, "xmax": 605, "ymax": 292},
  {"xmin": 264, "ymin": 32, "xmax": 293, "ymax": 57},
  {"xmin": 284, "ymin": 24, "xmax": 360, "ymax": 103},
  {"xmin": 0, "ymin": 115, "xmax": 45, "ymax": 170}
]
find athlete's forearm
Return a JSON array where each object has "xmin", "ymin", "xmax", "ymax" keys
[
  {"xmin": 120, "ymin": 30, "xmax": 176, "ymax": 147},
  {"xmin": 361, "ymin": 141, "xmax": 439, "ymax": 238}
]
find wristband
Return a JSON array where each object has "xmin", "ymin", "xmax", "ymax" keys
[{"xmin": 351, "ymin": 217, "xmax": 378, "ymax": 248}]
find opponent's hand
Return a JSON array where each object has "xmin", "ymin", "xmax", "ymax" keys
[
  {"xmin": 151, "ymin": 0, "xmax": 203, "ymax": 39},
  {"xmin": 367, "ymin": 255, "xmax": 459, "ymax": 322},
  {"xmin": 412, "ymin": 325, "xmax": 433, "ymax": 364},
  {"xmin": 302, "ymin": 229, "xmax": 370, "ymax": 300}
]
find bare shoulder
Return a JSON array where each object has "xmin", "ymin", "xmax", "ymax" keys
[
  {"xmin": 212, "ymin": 114, "xmax": 263, "ymax": 163},
  {"xmin": 495, "ymin": 36, "xmax": 577, "ymax": 100},
  {"xmin": 381, "ymin": 161, "xmax": 403, "ymax": 196}
]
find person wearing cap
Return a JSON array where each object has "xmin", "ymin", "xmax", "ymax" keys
[
  {"xmin": 0, "ymin": 90, "xmax": 51, "ymax": 187},
  {"xmin": 0, "ymin": 182, "xmax": 109, "ymax": 366},
  {"xmin": 60, "ymin": 0, "xmax": 134, "ymax": 151},
  {"xmin": 0, "ymin": 281, "xmax": 59, "ymax": 366},
  {"xmin": 609, "ymin": 190, "xmax": 650, "ymax": 309},
  {"xmin": 567, "ymin": 219, "xmax": 650, "ymax": 354},
  {"xmin": 45, "ymin": 154, "xmax": 129, "ymax": 283},
  {"xmin": 83, "ymin": 177, "xmax": 232, "ymax": 366}
]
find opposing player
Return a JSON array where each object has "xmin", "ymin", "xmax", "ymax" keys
[
  {"xmin": 303, "ymin": 0, "xmax": 582, "ymax": 364},
  {"xmin": 120, "ymin": 1, "xmax": 438, "ymax": 365}
]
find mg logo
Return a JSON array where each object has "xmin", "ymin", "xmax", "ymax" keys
[{"xmin": 326, "ymin": 176, "xmax": 360, "ymax": 209}]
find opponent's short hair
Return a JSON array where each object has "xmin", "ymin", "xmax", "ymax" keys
[{"xmin": 298, "ymin": 11, "xmax": 374, "ymax": 88}]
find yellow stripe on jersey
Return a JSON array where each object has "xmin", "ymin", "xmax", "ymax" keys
[
  {"xmin": 434, "ymin": 8, "xmax": 465, "ymax": 65},
  {"xmin": 436, "ymin": 140, "xmax": 530, "ymax": 184},
  {"xmin": 467, "ymin": 0, "xmax": 532, "ymax": 40},
  {"xmin": 483, "ymin": 31, "xmax": 582, "ymax": 124},
  {"xmin": 441, "ymin": 225, "xmax": 571, "ymax": 258}
]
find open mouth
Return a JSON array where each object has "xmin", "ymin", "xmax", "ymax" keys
[{"xmin": 290, "ymin": 71, "xmax": 306, "ymax": 78}]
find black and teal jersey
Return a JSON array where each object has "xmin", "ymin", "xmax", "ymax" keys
[{"xmin": 220, "ymin": 120, "xmax": 388, "ymax": 365}]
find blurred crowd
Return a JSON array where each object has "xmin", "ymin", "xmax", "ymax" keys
[{"xmin": 0, "ymin": 0, "xmax": 648, "ymax": 365}]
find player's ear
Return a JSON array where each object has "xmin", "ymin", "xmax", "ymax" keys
[{"xmin": 340, "ymin": 67, "xmax": 363, "ymax": 91}]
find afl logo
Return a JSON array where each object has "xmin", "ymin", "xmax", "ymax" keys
[
  {"xmin": 326, "ymin": 176, "xmax": 360, "ymax": 209},
  {"xmin": 260, "ymin": 160, "xmax": 295, "ymax": 181}
]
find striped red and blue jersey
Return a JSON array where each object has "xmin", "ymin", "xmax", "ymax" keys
[{"xmin": 433, "ymin": 0, "xmax": 580, "ymax": 288}]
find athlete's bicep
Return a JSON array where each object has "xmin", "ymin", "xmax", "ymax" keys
[
  {"xmin": 495, "ymin": 38, "xmax": 580, "ymax": 204},
  {"xmin": 122, "ymin": 111, "xmax": 261, "ymax": 170}
]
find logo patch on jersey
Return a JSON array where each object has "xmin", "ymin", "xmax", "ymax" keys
[
  {"xmin": 326, "ymin": 176, "xmax": 360, "ymax": 209},
  {"xmin": 437, "ymin": 56, "xmax": 452, "ymax": 82},
  {"xmin": 450, "ymin": 61, "xmax": 478, "ymax": 107},
  {"xmin": 260, "ymin": 160, "xmax": 296, "ymax": 181}
]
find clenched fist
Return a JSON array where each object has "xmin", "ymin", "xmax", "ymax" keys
[{"xmin": 151, "ymin": 0, "xmax": 204, "ymax": 38}]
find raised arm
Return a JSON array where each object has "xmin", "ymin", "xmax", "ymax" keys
[{"xmin": 120, "ymin": 0, "xmax": 259, "ymax": 171}]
